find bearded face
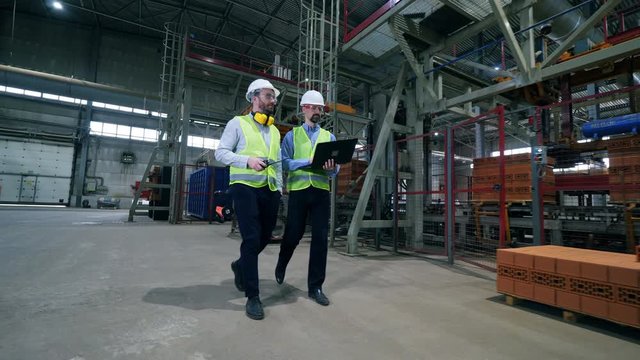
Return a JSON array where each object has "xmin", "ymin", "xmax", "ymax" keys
[{"xmin": 254, "ymin": 90, "xmax": 276, "ymax": 114}]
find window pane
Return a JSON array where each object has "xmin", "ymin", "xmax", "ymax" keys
[
  {"xmin": 90, "ymin": 121, "xmax": 103, "ymax": 135},
  {"xmin": 102, "ymin": 123, "xmax": 117, "ymax": 137},
  {"xmin": 116, "ymin": 124, "xmax": 131, "ymax": 138},
  {"xmin": 59, "ymin": 96, "xmax": 75, "ymax": 103},
  {"xmin": 204, "ymin": 138, "xmax": 218, "ymax": 149},
  {"xmin": 144, "ymin": 128, "xmax": 158, "ymax": 142},
  {"xmin": 189, "ymin": 136, "xmax": 203, "ymax": 148},
  {"xmin": 24, "ymin": 90, "xmax": 42, "ymax": 97},
  {"xmin": 131, "ymin": 127, "xmax": 145, "ymax": 140},
  {"xmin": 6, "ymin": 87, "xmax": 24, "ymax": 95}
]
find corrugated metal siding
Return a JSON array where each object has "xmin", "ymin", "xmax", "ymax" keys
[{"xmin": 97, "ymin": 34, "xmax": 162, "ymax": 95}]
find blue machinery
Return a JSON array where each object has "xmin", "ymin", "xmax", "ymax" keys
[{"xmin": 581, "ymin": 113, "xmax": 640, "ymax": 139}]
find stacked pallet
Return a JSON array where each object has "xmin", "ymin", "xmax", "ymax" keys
[
  {"xmin": 607, "ymin": 134, "xmax": 640, "ymax": 203},
  {"xmin": 336, "ymin": 159, "xmax": 367, "ymax": 196},
  {"xmin": 497, "ymin": 245, "xmax": 640, "ymax": 328},
  {"xmin": 472, "ymin": 154, "xmax": 556, "ymax": 203}
]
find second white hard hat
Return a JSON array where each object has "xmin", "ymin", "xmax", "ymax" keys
[{"xmin": 300, "ymin": 90, "xmax": 325, "ymax": 106}]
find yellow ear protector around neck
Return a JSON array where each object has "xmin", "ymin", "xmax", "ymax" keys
[{"xmin": 253, "ymin": 112, "xmax": 275, "ymax": 126}]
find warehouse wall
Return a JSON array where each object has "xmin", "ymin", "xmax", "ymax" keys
[
  {"xmin": 0, "ymin": 11, "xmax": 161, "ymax": 96},
  {"xmin": 0, "ymin": 96, "xmax": 80, "ymax": 137},
  {"xmin": 81, "ymin": 136, "xmax": 155, "ymax": 209},
  {"xmin": 0, "ymin": 11, "xmax": 246, "ymax": 112},
  {"xmin": 77, "ymin": 134, "xmax": 224, "ymax": 209},
  {"xmin": 0, "ymin": 11, "xmax": 242, "ymax": 209}
]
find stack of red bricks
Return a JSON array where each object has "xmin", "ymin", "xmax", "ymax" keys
[
  {"xmin": 497, "ymin": 245, "xmax": 640, "ymax": 328},
  {"xmin": 472, "ymin": 154, "xmax": 556, "ymax": 203},
  {"xmin": 336, "ymin": 159, "xmax": 367, "ymax": 196},
  {"xmin": 607, "ymin": 134, "xmax": 640, "ymax": 203}
]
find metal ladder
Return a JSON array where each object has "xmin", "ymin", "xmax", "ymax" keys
[{"xmin": 128, "ymin": 23, "xmax": 186, "ymax": 222}]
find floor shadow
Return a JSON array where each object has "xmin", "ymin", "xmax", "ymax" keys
[
  {"xmin": 143, "ymin": 279, "xmax": 304, "ymax": 311},
  {"xmin": 488, "ymin": 295, "xmax": 640, "ymax": 344}
]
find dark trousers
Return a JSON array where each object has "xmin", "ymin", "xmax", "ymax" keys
[
  {"xmin": 278, "ymin": 187, "xmax": 330, "ymax": 291},
  {"xmin": 231, "ymin": 184, "xmax": 281, "ymax": 298}
]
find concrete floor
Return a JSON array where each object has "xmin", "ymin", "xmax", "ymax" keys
[{"xmin": 0, "ymin": 208, "xmax": 638, "ymax": 360}]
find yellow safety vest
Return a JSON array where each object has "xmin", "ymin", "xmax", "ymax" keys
[
  {"xmin": 229, "ymin": 114, "xmax": 280, "ymax": 191},
  {"xmin": 287, "ymin": 126, "xmax": 331, "ymax": 191}
]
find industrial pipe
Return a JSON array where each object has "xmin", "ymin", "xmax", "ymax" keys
[{"xmin": 581, "ymin": 113, "xmax": 640, "ymax": 139}]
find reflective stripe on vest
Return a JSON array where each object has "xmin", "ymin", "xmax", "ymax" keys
[
  {"xmin": 287, "ymin": 126, "xmax": 331, "ymax": 191},
  {"xmin": 229, "ymin": 114, "xmax": 280, "ymax": 191}
]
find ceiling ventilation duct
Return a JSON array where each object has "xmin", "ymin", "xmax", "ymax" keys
[{"xmin": 532, "ymin": 0, "xmax": 601, "ymax": 44}]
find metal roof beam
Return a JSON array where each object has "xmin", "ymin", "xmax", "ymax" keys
[
  {"xmin": 489, "ymin": 0, "xmax": 529, "ymax": 75},
  {"xmin": 438, "ymin": 0, "xmax": 482, "ymax": 21},
  {"xmin": 61, "ymin": 1, "xmax": 162, "ymax": 33},
  {"xmin": 145, "ymin": 0, "xmax": 292, "ymax": 49},
  {"xmin": 426, "ymin": 1, "xmax": 528, "ymax": 57},
  {"xmin": 212, "ymin": 3, "xmax": 233, "ymax": 46},
  {"xmin": 219, "ymin": 0, "xmax": 296, "ymax": 27},
  {"xmin": 438, "ymin": 37, "xmax": 640, "ymax": 110},
  {"xmin": 342, "ymin": 0, "xmax": 417, "ymax": 52},
  {"xmin": 243, "ymin": 0, "xmax": 288, "ymax": 55}
]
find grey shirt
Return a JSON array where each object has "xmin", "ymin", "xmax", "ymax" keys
[{"xmin": 215, "ymin": 114, "xmax": 283, "ymax": 192}]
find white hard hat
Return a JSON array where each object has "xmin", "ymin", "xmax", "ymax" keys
[
  {"xmin": 300, "ymin": 90, "xmax": 325, "ymax": 106},
  {"xmin": 246, "ymin": 79, "xmax": 280, "ymax": 102}
]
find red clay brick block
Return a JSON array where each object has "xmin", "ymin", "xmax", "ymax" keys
[
  {"xmin": 557, "ymin": 259, "xmax": 580, "ymax": 278},
  {"xmin": 514, "ymin": 281, "xmax": 534, "ymax": 299},
  {"xmin": 534, "ymin": 284, "xmax": 556, "ymax": 306},
  {"xmin": 534, "ymin": 256, "xmax": 556, "ymax": 273},
  {"xmin": 617, "ymin": 286, "xmax": 640, "ymax": 307},
  {"xmin": 580, "ymin": 262, "xmax": 608, "ymax": 282},
  {"xmin": 497, "ymin": 277, "xmax": 514, "ymax": 294},
  {"xmin": 557, "ymin": 291, "xmax": 580, "ymax": 311},
  {"xmin": 608, "ymin": 303, "xmax": 640, "ymax": 327},
  {"xmin": 514, "ymin": 253, "xmax": 534, "ymax": 269},
  {"xmin": 496, "ymin": 250, "xmax": 515, "ymax": 265},
  {"xmin": 608, "ymin": 266, "xmax": 640, "ymax": 288},
  {"xmin": 581, "ymin": 296, "xmax": 609, "ymax": 319}
]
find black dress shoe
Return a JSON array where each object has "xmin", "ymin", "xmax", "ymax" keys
[
  {"xmin": 275, "ymin": 264, "xmax": 286, "ymax": 285},
  {"xmin": 308, "ymin": 288, "xmax": 330, "ymax": 306},
  {"xmin": 230, "ymin": 260, "xmax": 244, "ymax": 292},
  {"xmin": 245, "ymin": 296, "xmax": 264, "ymax": 320}
]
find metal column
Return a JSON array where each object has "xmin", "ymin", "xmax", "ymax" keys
[
  {"xmin": 347, "ymin": 64, "xmax": 407, "ymax": 254},
  {"xmin": 445, "ymin": 126, "xmax": 455, "ymax": 264},
  {"xmin": 74, "ymin": 104, "xmax": 92, "ymax": 208}
]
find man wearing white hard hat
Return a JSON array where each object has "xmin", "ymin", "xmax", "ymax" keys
[
  {"xmin": 275, "ymin": 89, "xmax": 339, "ymax": 306},
  {"xmin": 215, "ymin": 78, "xmax": 283, "ymax": 320}
]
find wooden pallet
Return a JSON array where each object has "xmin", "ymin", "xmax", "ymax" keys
[{"xmin": 502, "ymin": 294, "xmax": 639, "ymax": 329}]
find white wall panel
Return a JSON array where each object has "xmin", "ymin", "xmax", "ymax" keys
[{"xmin": 0, "ymin": 139, "xmax": 73, "ymax": 204}]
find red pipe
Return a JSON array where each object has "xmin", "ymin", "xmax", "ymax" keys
[
  {"xmin": 344, "ymin": 0, "xmax": 403, "ymax": 43},
  {"xmin": 497, "ymin": 105, "xmax": 506, "ymax": 249}
]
